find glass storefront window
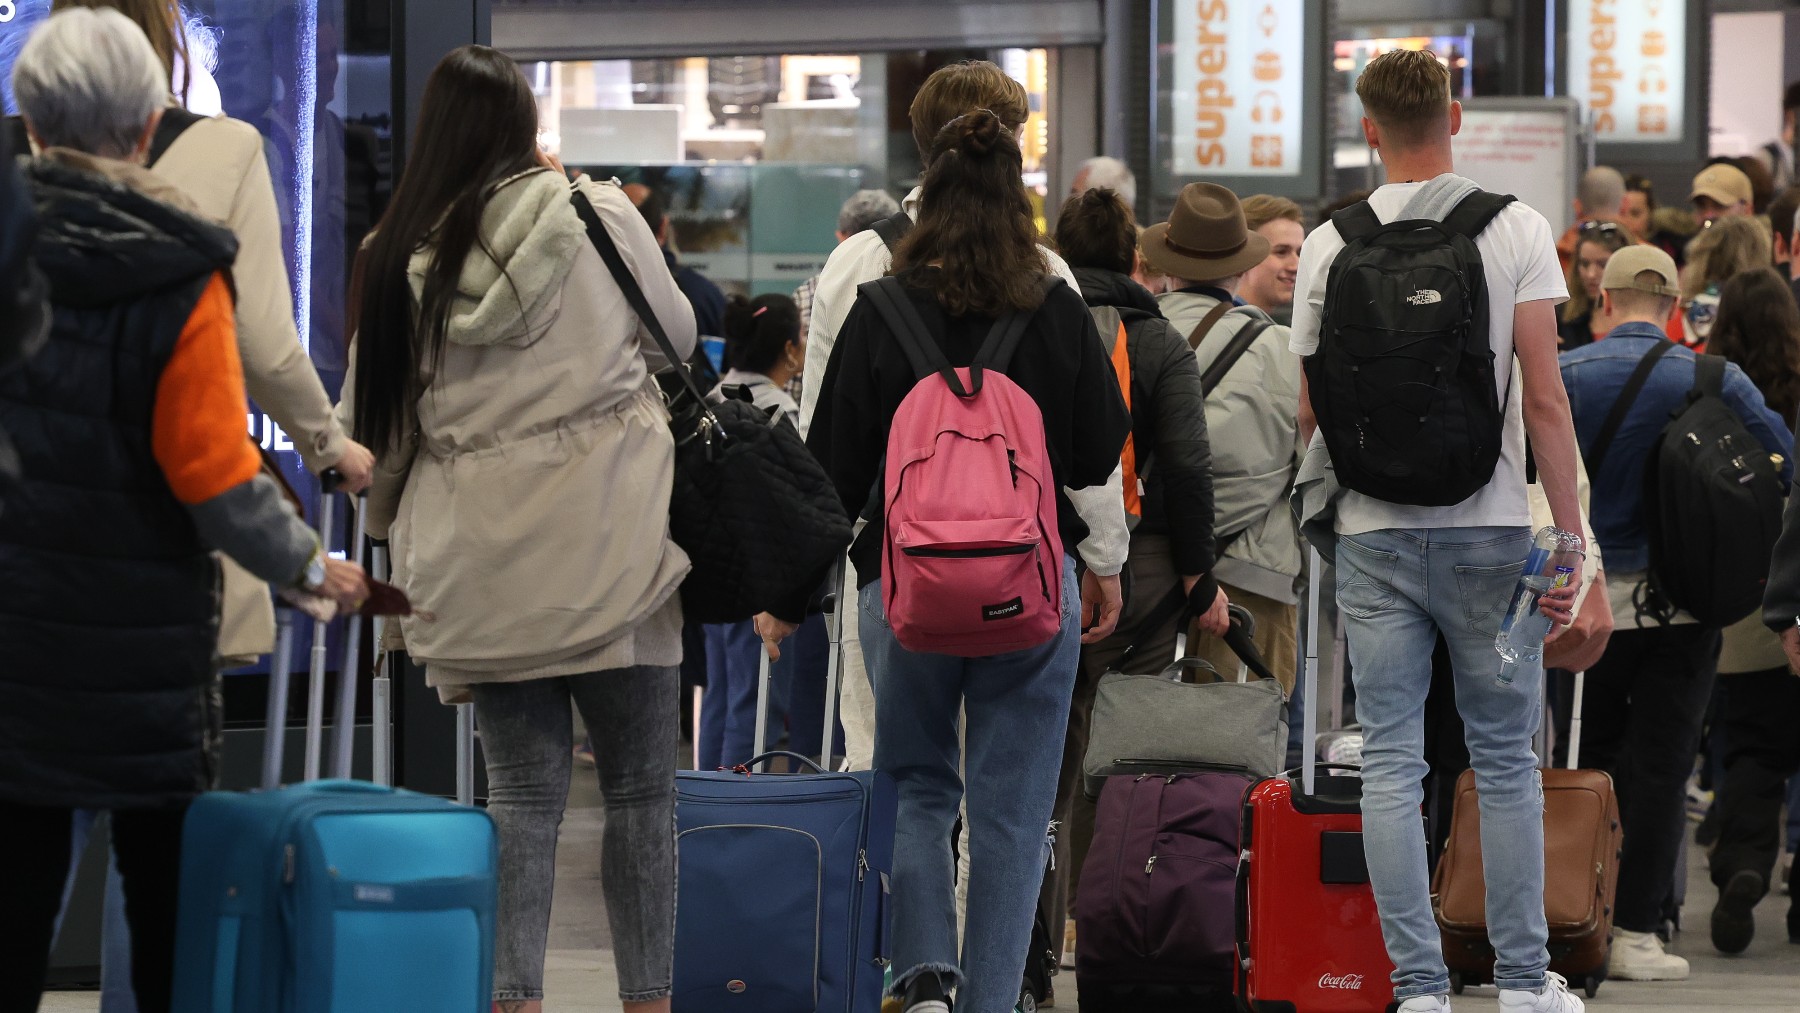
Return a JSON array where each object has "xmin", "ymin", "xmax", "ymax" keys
[{"xmin": 526, "ymin": 48, "xmax": 1052, "ymax": 300}]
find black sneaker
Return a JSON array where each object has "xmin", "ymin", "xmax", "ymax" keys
[
  {"xmin": 903, "ymin": 973, "xmax": 953, "ymax": 1013},
  {"xmin": 1711, "ymin": 869, "xmax": 1763, "ymax": 954}
]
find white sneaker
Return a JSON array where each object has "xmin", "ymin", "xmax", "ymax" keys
[
  {"xmin": 1395, "ymin": 995, "xmax": 1451, "ymax": 1012},
  {"xmin": 1499, "ymin": 972, "xmax": 1584, "ymax": 1012},
  {"xmin": 1608, "ymin": 927, "xmax": 1691, "ymax": 981}
]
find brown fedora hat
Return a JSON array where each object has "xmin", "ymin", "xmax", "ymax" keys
[{"xmin": 1139, "ymin": 182, "xmax": 1272, "ymax": 281}]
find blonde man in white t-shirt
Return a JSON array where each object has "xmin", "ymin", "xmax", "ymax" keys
[{"xmin": 1290, "ymin": 50, "xmax": 1587, "ymax": 1013}]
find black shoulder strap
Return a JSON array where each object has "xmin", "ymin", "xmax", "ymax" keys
[
  {"xmin": 1329, "ymin": 200, "xmax": 1383, "ymax": 243},
  {"xmin": 872, "ymin": 211, "xmax": 913, "ymax": 254},
  {"xmin": 1116, "ymin": 586, "xmax": 1201, "ymax": 671},
  {"xmin": 1588, "ymin": 339, "xmax": 1676, "ymax": 478},
  {"xmin": 4, "ymin": 116, "xmax": 28, "ymax": 157},
  {"xmin": 1693, "ymin": 353, "xmax": 1727, "ymax": 400},
  {"xmin": 1199, "ymin": 317, "xmax": 1271, "ymax": 397},
  {"xmin": 1442, "ymin": 191, "xmax": 1516, "ymax": 240},
  {"xmin": 569, "ymin": 190, "xmax": 716, "ymax": 419},
  {"xmin": 146, "ymin": 108, "xmax": 206, "ymax": 168},
  {"xmin": 976, "ymin": 276, "xmax": 1061, "ymax": 376},
  {"xmin": 859, "ymin": 276, "xmax": 969, "ymax": 395}
]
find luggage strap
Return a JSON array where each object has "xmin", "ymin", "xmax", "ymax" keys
[
  {"xmin": 1115, "ymin": 587, "xmax": 1275, "ymax": 683},
  {"xmin": 1587, "ymin": 339, "xmax": 1675, "ymax": 478}
]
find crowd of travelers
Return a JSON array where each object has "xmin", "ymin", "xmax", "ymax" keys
[{"xmin": 1, "ymin": 8, "xmax": 1799, "ymax": 1013}]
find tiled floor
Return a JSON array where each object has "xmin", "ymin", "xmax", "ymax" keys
[{"xmin": 38, "ymin": 777, "xmax": 1800, "ymax": 1012}]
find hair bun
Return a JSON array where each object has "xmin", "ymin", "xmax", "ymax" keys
[{"xmin": 956, "ymin": 109, "xmax": 1003, "ymax": 156}]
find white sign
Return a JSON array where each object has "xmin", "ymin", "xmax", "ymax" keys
[
  {"xmin": 1456, "ymin": 105, "xmax": 1578, "ymax": 234},
  {"xmin": 1170, "ymin": 0, "xmax": 1305, "ymax": 176},
  {"xmin": 1568, "ymin": 0, "xmax": 1686, "ymax": 143}
]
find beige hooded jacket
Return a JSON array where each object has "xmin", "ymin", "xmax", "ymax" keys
[
  {"xmin": 340, "ymin": 170, "xmax": 697, "ymax": 697},
  {"xmin": 151, "ymin": 115, "xmax": 353, "ymax": 662}
]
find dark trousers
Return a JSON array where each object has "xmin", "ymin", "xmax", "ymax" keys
[
  {"xmin": 0, "ymin": 801, "xmax": 190, "ymax": 1013},
  {"xmin": 1709, "ymin": 666, "xmax": 1800, "ymax": 903},
  {"xmin": 1580, "ymin": 624, "xmax": 1721, "ymax": 933}
]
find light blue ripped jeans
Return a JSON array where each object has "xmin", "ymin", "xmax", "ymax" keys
[{"xmin": 1335, "ymin": 527, "xmax": 1549, "ymax": 1001}]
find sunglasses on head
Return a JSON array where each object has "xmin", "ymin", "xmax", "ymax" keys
[{"xmin": 1578, "ymin": 220, "xmax": 1624, "ymax": 236}]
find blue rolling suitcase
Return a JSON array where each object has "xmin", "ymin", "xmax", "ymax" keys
[
  {"xmin": 674, "ymin": 567, "xmax": 897, "ymax": 1013},
  {"xmin": 173, "ymin": 491, "xmax": 498, "ymax": 1012}
]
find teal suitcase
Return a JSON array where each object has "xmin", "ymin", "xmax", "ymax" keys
[
  {"xmin": 171, "ymin": 780, "xmax": 497, "ymax": 1012},
  {"xmin": 173, "ymin": 491, "xmax": 496, "ymax": 1011}
]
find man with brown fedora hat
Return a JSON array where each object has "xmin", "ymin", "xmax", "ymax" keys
[{"xmin": 1150, "ymin": 181, "xmax": 1305, "ymax": 699}]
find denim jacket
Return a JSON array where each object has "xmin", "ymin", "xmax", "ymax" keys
[{"xmin": 1559, "ymin": 322, "xmax": 1794, "ymax": 573}]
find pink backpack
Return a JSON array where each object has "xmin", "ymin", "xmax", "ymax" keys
[{"xmin": 860, "ymin": 277, "xmax": 1065, "ymax": 657}]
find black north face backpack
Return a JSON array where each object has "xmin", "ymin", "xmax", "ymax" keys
[{"xmin": 1307, "ymin": 191, "xmax": 1516, "ymax": 506}]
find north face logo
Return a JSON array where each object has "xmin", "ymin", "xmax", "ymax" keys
[{"xmin": 1406, "ymin": 289, "xmax": 1442, "ymax": 306}]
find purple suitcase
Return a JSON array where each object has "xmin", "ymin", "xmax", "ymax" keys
[{"xmin": 1075, "ymin": 770, "xmax": 1251, "ymax": 1004}]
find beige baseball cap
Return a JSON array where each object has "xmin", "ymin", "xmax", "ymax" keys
[
  {"xmin": 1691, "ymin": 163, "xmax": 1753, "ymax": 208},
  {"xmin": 1601, "ymin": 245, "xmax": 1681, "ymax": 296}
]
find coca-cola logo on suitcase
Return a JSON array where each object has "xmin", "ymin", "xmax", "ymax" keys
[{"xmin": 1319, "ymin": 972, "xmax": 1368, "ymax": 990}]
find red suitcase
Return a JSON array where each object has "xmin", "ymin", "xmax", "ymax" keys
[
  {"xmin": 1235, "ymin": 550, "xmax": 1394, "ymax": 1012},
  {"xmin": 1237, "ymin": 769, "xmax": 1394, "ymax": 1012}
]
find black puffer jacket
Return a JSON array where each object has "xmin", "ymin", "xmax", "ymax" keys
[
  {"xmin": 0, "ymin": 156, "xmax": 238, "ymax": 810},
  {"xmin": 1072, "ymin": 267, "xmax": 1217, "ymax": 598},
  {"xmin": 0, "ymin": 129, "xmax": 49, "ymax": 496}
]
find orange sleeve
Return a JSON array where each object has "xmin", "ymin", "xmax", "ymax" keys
[{"xmin": 153, "ymin": 273, "xmax": 262, "ymax": 505}]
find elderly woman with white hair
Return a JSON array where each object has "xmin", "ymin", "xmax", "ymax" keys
[{"xmin": 0, "ymin": 10, "xmax": 366, "ymax": 1012}]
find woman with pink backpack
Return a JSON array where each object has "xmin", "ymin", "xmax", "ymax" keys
[{"xmin": 761, "ymin": 109, "xmax": 1130, "ymax": 1013}]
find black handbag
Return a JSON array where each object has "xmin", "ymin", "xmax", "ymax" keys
[{"xmin": 570, "ymin": 191, "xmax": 851, "ymax": 623}]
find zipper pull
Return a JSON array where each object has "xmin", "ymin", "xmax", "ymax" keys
[
  {"xmin": 1165, "ymin": 774, "xmax": 1177, "ymax": 785},
  {"xmin": 1145, "ymin": 855, "xmax": 1157, "ymax": 875},
  {"xmin": 283, "ymin": 844, "xmax": 296, "ymax": 884},
  {"xmin": 858, "ymin": 850, "xmax": 869, "ymax": 882}
]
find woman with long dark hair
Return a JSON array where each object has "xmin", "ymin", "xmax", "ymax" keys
[
  {"xmin": 1698, "ymin": 266, "xmax": 1800, "ymax": 953},
  {"xmin": 1558, "ymin": 220, "xmax": 1632, "ymax": 349},
  {"xmin": 768, "ymin": 110, "xmax": 1130, "ymax": 1013},
  {"xmin": 344, "ymin": 46, "xmax": 695, "ymax": 1013}
]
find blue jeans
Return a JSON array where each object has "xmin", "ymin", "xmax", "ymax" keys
[
  {"xmin": 699, "ymin": 620, "xmax": 779, "ymax": 770},
  {"xmin": 54, "ymin": 812, "xmax": 137, "ymax": 1013},
  {"xmin": 1336, "ymin": 527, "xmax": 1548, "ymax": 999},
  {"xmin": 863, "ymin": 557, "xmax": 1080, "ymax": 1013},
  {"xmin": 776, "ymin": 613, "xmax": 841, "ymax": 762}
]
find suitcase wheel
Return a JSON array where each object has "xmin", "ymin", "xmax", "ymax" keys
[
  {"xmin": 1450, "ymin": 973, "xmax": 1464, "ymax": 995},
  {"xmin": 1017, "ymin": 989, "xmax": 1036, "ymax": 1013},
  {"xmin": 1584, "ymin": 976, "xmax": 1601, "ymax": 999}
]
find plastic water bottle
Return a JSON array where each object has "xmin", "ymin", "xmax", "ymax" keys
[{"xmin": 1494, "ymin": 526, "xmax": 1584, "ymax": 683}]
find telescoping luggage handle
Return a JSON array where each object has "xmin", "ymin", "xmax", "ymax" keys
[
  {"xmin": 746, "ymin": 558, "xmax": 848, "ymax": 771},
  {"xmin": 260, "ymin": 471, "xmax": 383, "ymax": 791},
  {"xmin": 1301, "ymin": 547, "xmax": 1325, "ymax": 798}
]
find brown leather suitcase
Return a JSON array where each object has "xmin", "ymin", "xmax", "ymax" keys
[{"xmin": 1431, "ymin": 766, "xmax": 1623, "ymax": 998}]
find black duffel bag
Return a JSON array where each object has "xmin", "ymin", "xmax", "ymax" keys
[{"xmin": 571, "ymin": 191, "xmax": 850, "ymax": 623}]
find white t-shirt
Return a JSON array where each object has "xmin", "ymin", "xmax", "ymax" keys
[{"xmin": 1289, "ymin": 182, "xmax": 1568, "ymax": 535}]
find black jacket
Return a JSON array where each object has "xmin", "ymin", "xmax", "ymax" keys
[
  {"xmin": 1765, "ymin": 491, "xmax": 1800, "ymax": 635},
  {"xmin": 0, "ymin": 130, "xmax": 49, "ymax": 494},
  {"xmin": 789, "ymin": 269, "xmax": 1130, "ymax": 617},
  {"xmin": 0, "ymin": 157, "xmax": 239, "ymax": 810},
  {"xmin": 1073, "ymin": 267, "xmax": 1217, "ymax": 598}
]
